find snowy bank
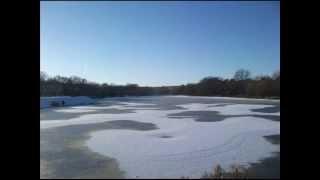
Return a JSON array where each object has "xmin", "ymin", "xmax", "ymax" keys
[{"xmin": 40, "ymin": 96, "xmax": 95, "ymax": 109}]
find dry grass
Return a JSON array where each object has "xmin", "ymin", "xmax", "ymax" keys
[{"xmin": 182, "ymin": 164, "xmax": 250, "ymax": 179}]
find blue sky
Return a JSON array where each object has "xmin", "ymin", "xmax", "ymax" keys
[{"xmin": 40, "ymin": 1, "xmax": 279, "ymax": 86}]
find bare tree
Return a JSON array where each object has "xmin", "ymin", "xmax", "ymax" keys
[
  {"xmin": 39, "ymin": 69, "xmax": 279, "ymax": 98},
  {"xmin": 233, "ymin": 69, "xmax": 251, "ymax": 81},
  {"xmin": 272, "ymin": 70, "xmax": 280, "ymax": 80},
  {"xmin": 40, "ymin": 71, "xmax": 48, "ymax": 81}
]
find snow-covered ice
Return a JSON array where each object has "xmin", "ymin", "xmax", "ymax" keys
[
  {"xmin": 87, "ymin": 119, "xmax": 279, "ymax": 178},
  {"xmin": 53, "ymin": 108, "xmax": 98, "ymax": 113},
  {"xmin": 40, "ymin": 98, "xmax": 280, "ymax": 178}
]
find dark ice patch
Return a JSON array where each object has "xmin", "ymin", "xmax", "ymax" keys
[
  {"xmin": 252, "ymin": 115, "xmax": 280, "ymax": 121},
  {"xmin": 207, "ymin": 103, "xmax": 235, "ymax": 107},
  {"xmin": 168, "ymin": 111, "xmax": 228, "ymax": 122},
  {"xmin": 168, "ymin": 111, "xmax": 280, "ymax": 122},
  {"xmin": 263, "ymin": 134, "xmax": 280, "ymax": 145},
  {"xmin": 40, "ymin": 107, "xmax": 136, "ymax": 121},
  {"xmin": 160, "ymin": 135, "xmax": 172, "ymax": 138},
  {"xmin": 247, "ymin": 152, "xmax": 280, "ymax": 178},
  {"xmin": 251, "ymin": 106, "xmax": 280, "ymax": 113}
]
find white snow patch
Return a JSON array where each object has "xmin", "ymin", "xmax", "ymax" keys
[
  {"xmin": 86, "ymin": 116, "xmax": 279, "ymax": 178},
  {"xmin": 70, "ymin": 106, "xmax": 117, "ymax": 110},
  {"xmin": 120, "ymin": 102, "xmax": 157, "ymax": 106},
  {"xmin": 53, "ymin": 108, "xmax": 97, "ymax": 113}
]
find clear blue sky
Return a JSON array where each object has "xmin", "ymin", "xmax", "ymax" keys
[{"xmin": 41, "ymin": 1, "xmax": 279, "ymax": 86}]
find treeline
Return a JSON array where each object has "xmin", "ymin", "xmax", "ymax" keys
[{"xmin": 40, "ymin": 69, "xmax": 279, "ymax": 98}]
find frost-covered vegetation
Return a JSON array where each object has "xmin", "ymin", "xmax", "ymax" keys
[{"xmin": 40, "ymin": 69, "xmax": 280, "ymax": 98}]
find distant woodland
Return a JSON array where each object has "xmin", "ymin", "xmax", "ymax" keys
[{"xmin": 40, "ymin": 69, "xmax": 280, "ymax": 99}]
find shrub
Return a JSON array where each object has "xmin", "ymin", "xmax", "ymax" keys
[{"xmin": 181, "ymin": 164, "xmax": 250, "ymax": 179}]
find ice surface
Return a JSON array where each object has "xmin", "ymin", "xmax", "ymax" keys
[
  {"xmin": 87, "ymin": 121, "xmax": 279, "ymax": 178},
  {"xmin": 53, "ymin": 108, "xmax": 98, "ymax": 113},
  {"xmin": 177, "ymin": 103, "xmax": 280, "ymax": 116},
  {"xmin": 68, "ymin": 102, "xmax": 158, "ymax": 110},
  {"xmin": 40, "ymin": 96, "xmax": 95, "ymax": 109},
  {"xmin": 85, "ymin": 110, "xmax": 280, "ymax": 178},
  {"xmin": 169, "ymin": 95, "xmax": 280, "ymax": 102},
  {"xmin": 40, "ymin": 99, "xmax": 280, "ymax": 178}
]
